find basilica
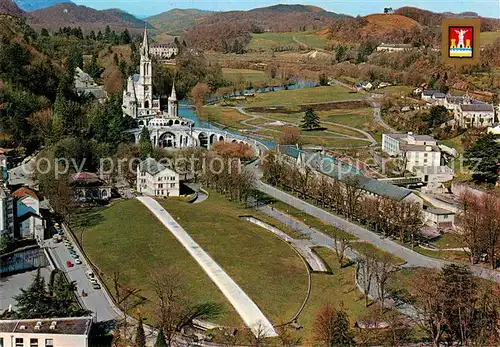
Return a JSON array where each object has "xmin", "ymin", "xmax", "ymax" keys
[{"xmin": 122, "ymin": 28, "xmax": 197, "ymax": 148}]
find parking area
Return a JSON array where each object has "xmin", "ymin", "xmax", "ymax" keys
[{"xmin": 0, "ymin": 267, "xmax": 51, "ymax": 311}]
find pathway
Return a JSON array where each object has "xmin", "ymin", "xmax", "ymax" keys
[
  {"xmin": 255, "ymin": 181, "xmax": 500, "ymax": 283},
  {"xmin": 136, "ymin": 196, "xmax": 278, "ymax": 337}
]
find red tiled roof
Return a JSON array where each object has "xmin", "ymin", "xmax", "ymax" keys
[{"xmin": 12, "ymin": 187, "xmax": 38, "ymax": 200}]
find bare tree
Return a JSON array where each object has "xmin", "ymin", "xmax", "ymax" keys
[
  {"xmin": 372, "ymin": 252, "xmax": 398, "ymax": 311},
  {"xmin": 343, "ymin": 175, "xmax": 363, "ymax": 220},
  {"xmin": 275, "ymin": 324, "xmax": 301, "ymax": 346},
  {"xmin": 244, "ymin": 323, "xmax": 270, "ymax": 347},
  {"xmin": 333, "ymin": 236, "xmax": 351, "ymax": 268},
  {"xmin": 356, "ymin": 253, "xmax": 375, "ymax": 307}
]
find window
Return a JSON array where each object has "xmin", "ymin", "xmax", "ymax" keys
[
  {"xmin": 45, "ymin": 339, "xmax": 54, "ymax": 347},
  {"xmin": 443, "ymin": 215, "xmax": 448, "ymax": 219},
  {"xmin": 15, "ymin": 338, "xmax": 23, "ymax": 347},
  {"xmin": 158, "ymin": 184, "xmax": 163, "ymax": 189},
  {"xmin": 0, "ymin": 337, "xmax": 4, "ymax": 347},
  {"xmin": 30, "ymin": 338, "xmax": 38, "ymax": 347}
]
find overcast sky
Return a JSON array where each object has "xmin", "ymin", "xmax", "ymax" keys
[{"xmin": 72, "ymin": 0, "xmax": 500, "ymax": 18}]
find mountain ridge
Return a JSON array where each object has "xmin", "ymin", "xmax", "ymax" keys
[{"xmin": 14, "ymin": 0, "xmax": 71, "ymax": 11}]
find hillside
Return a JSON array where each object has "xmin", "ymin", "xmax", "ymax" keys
[
  {"xmin": 362, "ymin": 14, "xmax": 420, "ymax": 35},
  {"xmin": 0, "ymin": 0, "xmax": 24, "ymax": 16},
  {"xmin": 28, "ymin": 3, "xmax": 151, "ymax": 32},
  {"xmin": 185, "ymin": 4, "xmax": 347, "ymax": 51},
  {"xmin": 14, "ymin": 0, "xmax": 71, "ymax": 11},
  {"xmin": 146, "ymin": 8, "xmax": 213, "ymax": 34}
]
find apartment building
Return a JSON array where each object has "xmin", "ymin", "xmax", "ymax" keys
[{"xmin": 137, "ymin": 157, "xmax": 180, "ymax": 197}]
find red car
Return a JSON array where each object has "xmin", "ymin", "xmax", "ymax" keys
[{"xmin": 66, "ymin": 260, "xmax": 73, "ymax": 267}]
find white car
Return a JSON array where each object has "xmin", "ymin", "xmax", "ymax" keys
[
  {"xmin": 89, "ymin": 278, "xmax": 98, "ymax": 285},
  {"xmin": 75, "ymin": 259, "xmax": 82, "ymax": 265}
]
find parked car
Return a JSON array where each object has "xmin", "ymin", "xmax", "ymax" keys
[
  {"xmin": 71, "ymin": 253, "xmax": 79, "ymax": 259},
  {"xmin": 66, "ymin": 260, "xmax": 73, "ymax": 267},
  {"xmin": 52, "ymin": 234, "xmax": 62, "ymax": 243},
  {"xmin": 69, "ymin": 249, "xmax": 77, "ymax": 254},
  {"xmin": 75, "ymin": 258, "xmax": 82, "ymax": 265},
  {"xmin": 89, "ymin": 278, "xmax": 98, "ymax": 285},
  {"xmin": 86, "ymin": 271, "xmax": 95, "ymax": 280},
  {"xmin": 92, "ymin": 282, "xmax": 101, "ymax": 290}
]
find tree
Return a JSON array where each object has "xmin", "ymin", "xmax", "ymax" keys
[
  {"xmin": 319, "ymin": 73, "xmax": 329, "ymax": 86},
  {"xmin": 139, "ymin": 126, "xmax": 153, "ymax": 160},
  {"xmin": 300, "ymin": 108, "xmax": 321, "ymax": 131},
  {"xmin": 278, "ymin": 127, "xmax": 301, "ymax": 146},
  {"xmin": 154, "ymin": 328, "xmax": 168, "ymax": 347},
  {"xmin": 464, "ymin": 133, "xmax": 500, "ymax": 185},
  {"xmin": 313, "ymin": 303, "xmax": 355, "ymax": 347},
  {"xmin": 333, "ymin": 237, "xmax": 351, "ymax": 268},
  {"xmin": 13, "ymin": 269, "xmax": 50, "ymax": 318},
  {"xmin": 356, "ymin": 252, "xmax": 375, "ymax": 307},
  {"xmin": 41, "ymin": 28, "xmax": 49, "ymax": 37},
  {"xmin": 190, "ymin": 83, "xmax": 211, "ymax": 119},
  {"xmin": 423, "ymin": 105, "xmax": 450, "ymax": 129},
  {"xmin": 134, "ymin": 318, "xmax": 146, "ymax": 347}
]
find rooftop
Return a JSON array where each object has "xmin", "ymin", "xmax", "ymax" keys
[
  {"xmin": 138, "ymin": 157, "xmax": 175, "ymax": 176},
  {"xmin": 425, "ymin": 207, "xmax": 455, "ymax": 215},
  {"xmin": 460, "ymin": 104, "xmax": 494, "ymax": 112},
  {"xmin": 12, "ymin": 187, "xmax": 39, "ymax": 201},
  {"xmin": 0, "ymin": 317, "xmax": 93, "ymax": 335},
  {"xmin": 422, "ymin": 89, "xmax": 439, "ymax": 96},
  {"xmin": 378, "ymin": 43, "xmax": 412, "ymax": 48}
]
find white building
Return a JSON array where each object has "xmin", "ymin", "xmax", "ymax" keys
[
  {"xmin": 12, "ymin": 187, "xmax": 44, "ymax": 240},
  {"xmin": 0, "ymin": 185, "xmax": 14, "ymax": 238},
  {"xmin": 421, "ymin": 89, "xmax": 439, "ymax": 101},
  {"xmin": 137, "ymin": 157, "xmax": 180, "ymax": 197},
  {"xmin": 376, "ymin": 43, "xmax": 413, "ymax": 52},
  {"xmin": 122, "ymin": 28, "xmax": 160, "ymax": 119},
  {"xmin": 444, "ymin": 93, "xmax": 472, "ymax": 111},
  {"xmin": 382, "ymin": 133, "xmax": 442, "ymax": 172},
  {"xmin": 423, "ymin": 207, "xmax": 455, "ymax": 229},
  {"xmin": 150, "ymin": 41, "xmax": 179, "ymax": 59},
  {"xmin": 0, "ymin": 317, "xmax": 92, "ymax": 347},
  {"xmin": 454, "ymin": 103, "xmax": 495, "ymax": 128}
]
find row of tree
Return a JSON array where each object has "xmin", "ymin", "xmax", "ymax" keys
[{"xmin": 262, "ymin": 151, "xmax": 424, "ymax": 243}]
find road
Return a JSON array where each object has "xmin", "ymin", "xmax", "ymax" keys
[
  {"xmin": 47, "ymin": 227, "xmax": 122, "ymax": 323},
  {"xmin": 256, "ymin": 181, "xmax": 500, "ymax": 283}
]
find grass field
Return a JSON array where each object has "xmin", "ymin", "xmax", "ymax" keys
[
  {"xmin": 350, "ymin": 242, "xmax": 405, "ymax": 265},
  {"xmin": 222, "ymin": 68, "xmax": 277, "ymax": 86},
  {"xmin": 374, "ymin": 85, "xmax": 413, "ymax": 96},
  {"xmin": 159, "ymin": 192, "xmax": 309, "ymax": 323},
  {"xmin": 430, "ymin": 233, "xmax": 467, "ymax": 249},
  {"xmin": 202, "ymin": 106, "xmax": 252, "ymax": 129},
  {"xmin": 441, "ymin": 133, "xmax": 465, "ymax": 153},
  {"xmin": 247, "ymin": 32, "xmax": 330, "ymax": 51},
  {"xmin": 480, "ymin": 31, "xmax": 500, "ymax": 46},
  {"xmin": 78, "ymin": 199, "xmax": 241, "ymax": 326},
  {"xmin": 244, "ymin": 86, "xmax": 361, "ymax": 107}
]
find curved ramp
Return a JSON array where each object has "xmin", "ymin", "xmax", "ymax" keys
[{"xmin": 137, "ymin": 196, "xmax": 278, "ymax": 337}]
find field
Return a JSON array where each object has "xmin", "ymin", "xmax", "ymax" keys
[
  {"xmin": 159, "ymin": 192, "xmax": 310, "ymax": 324},
  {"xmin": 222, "ymin": 68, "xmax": 277, "ymax": 86},
  {"xmin": 202, "ymin": 106, "xmax": 252, "ymax": 129},
  {"xmin": 243, "ymin": 85, "xmax": 361, "ymax": 107},
  {"xmin": 78, "ymin": 199, "xmax": 241, "ymax": 325},
  {"xmin": 374, "ymin": 85, "xmax": 413, "ymax": 97},
  {"xmin": 247, "ymin": 32, "xmax": 331, "ymax": 51},
  {"xmin": 480, "ymin": 31, "xmax": 500, "ymax": 46}
]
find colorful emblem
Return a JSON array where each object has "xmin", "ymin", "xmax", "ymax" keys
[{"xmin": 448, "ymin": 26, "xmax": 474, "ymax": 58}]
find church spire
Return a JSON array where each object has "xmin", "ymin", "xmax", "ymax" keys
[
  {"xmin": 170, "ymin": 82, "xmax": 177, "ymax": 100},
  {"xmin": 141, "ymin": 24, "xmax": 150, "ymax": 59}
]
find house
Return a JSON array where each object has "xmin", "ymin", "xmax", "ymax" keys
[
  {"xmin": 0, "ymin": 316, "xmax": 93, "ymax": 347},
  {"xmin": 150, "ymin": 41, "xmax": 179, "ymax": 59},
  {"xmin": 429, "ymin": 92, "xmax": 446, "ymax": 106},
  {"xmin": 355, "ymin": 81, "xmax": 372, "ymax": 91},
  {"xmin": 376, "ymin": 43, "xmax": 413, "ymax": 52},
  {"xmin": 378, "ymin": 82, "xmax": 392, "ymax": 88},
  {"xmin": 74, "ymin": 67, "xmax": 107, "ymax": 103},
  {"xmin": 137, "ymin": 157, "xmax": 180, "ymax": 197},
  {"xmin": 454, "ymin": 103, "xmax": 496, "ymax": 128},
  {"xmin": 382, "ymin": 133, "xmax": 442, "ymax": 172},
  {"xmin": 423, "ymin": 207, "xmax": 455, "ymax": 229},
  {"xmin": 70, "ymin": 172, "xmax": 111, "ymax": 203},
  {"xmin": 12, "ymin": 187, "xmax": 44, "ymax": 240},
  {"xmin": 421, "ymin": 89, "xmax": 439, "ymax": 101},
  {"xmin": 444, "ymin": 93, "xmax": 472, "ymax": 111},
  {"xmin": 0, "ymin": 184, "xmax": 14, "ymax": 238}
]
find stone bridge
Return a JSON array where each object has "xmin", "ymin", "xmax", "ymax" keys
[{"xmin": 127, "ymin": 126, "xmax": 262, "ymax": 155}]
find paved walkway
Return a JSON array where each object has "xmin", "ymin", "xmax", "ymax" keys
[
  {"xmin": 137, "ymin": 196, "xmax": 278, "ymax": 337},
  {"xmin": 256, "ymin": 182, "xmax": 500, "ymax": 283}
]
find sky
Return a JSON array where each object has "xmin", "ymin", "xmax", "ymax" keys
[{"xmin": 72, "ymin": 0, "xmax": 500, "ymax": 18}]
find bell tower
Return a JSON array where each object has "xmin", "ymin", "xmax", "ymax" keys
[
  {"xmin": 139, "ymin": 26, "xmax": 152, "ymax": 109},
  {"xmin": 168, "ymin": 82, "xmax": 178, "ymax": 117}
]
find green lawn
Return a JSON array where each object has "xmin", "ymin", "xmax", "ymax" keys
[
  {"xmin": 158, "ymin": 192, "xmax": 309, "ymax": 324},
  {"xmin": 244, "ymin": 86, "xmax": 361, "ymax": 107},
  {"xmin": 441, "ymin": 133, "xmax": 465, "ymax": 153},
  {"xmin": 270, "ymin": 200, "xmax": 357, "ymax": 240},
  {"xmin": 222, "ymin": 68, "xmax": 277, "ymax": 86},
  {"xmin": 430, "ymin": 233, "xmax": 467, "ymax": 249},
  {"xmin": 78, "ymin": 199, "xmax": 241, "ymax": 326},
  {"xmin": 202, "ymin": 106, "xmax": 253, "ymax": 129},
  {"xmin": 350, "ymin": 242, "xmax": 405, "ymax": 265},
  {"xmin": 480, "ymin": 31, "xmax": 500, "ymax": 46}
]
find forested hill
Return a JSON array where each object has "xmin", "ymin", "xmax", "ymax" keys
[
  {"xmin": 28, "ymin": 3, "xmax": 152, "ymax": 32},
  {"xmin": 184, "ymin": 4, "xmax": 347, "ymax": 51}
]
